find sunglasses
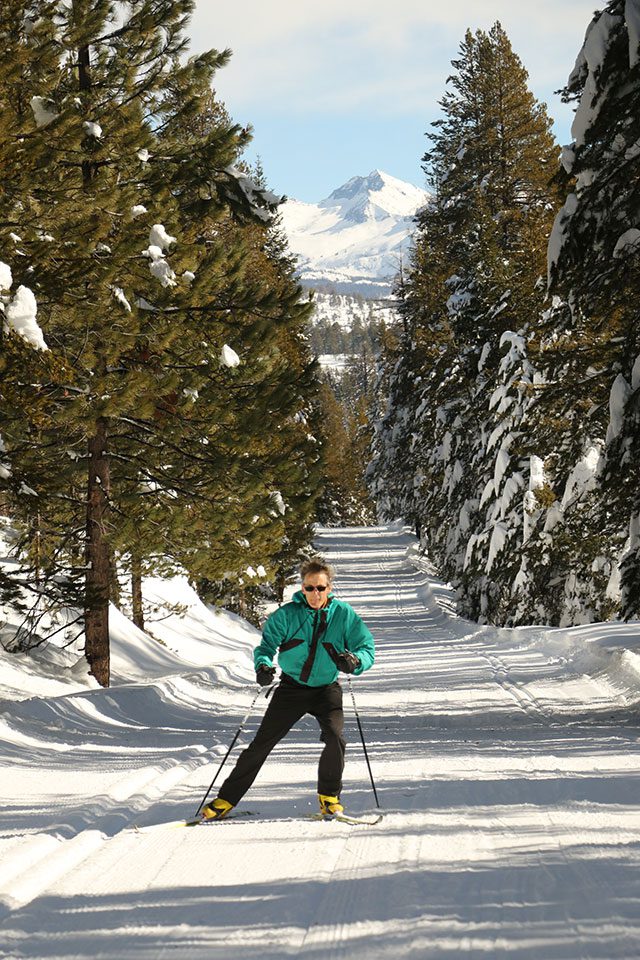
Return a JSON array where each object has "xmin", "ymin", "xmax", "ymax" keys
[{"xmin": 303, "ymin": 584, "xmax": 328, "ymax": 593}]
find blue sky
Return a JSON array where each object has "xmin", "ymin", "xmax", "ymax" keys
[{"xmin": 187, "ymin": 1, "xmax": 601, "ymax": 202}]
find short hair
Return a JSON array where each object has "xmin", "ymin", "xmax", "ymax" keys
[{"xmin": 300, "ymin": 557, "xmax": 334, "ymax": 581}]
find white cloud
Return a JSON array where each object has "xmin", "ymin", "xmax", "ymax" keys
[{"xmin": 189, "ymin": 0, "xmax": 600, "ymax": 118}]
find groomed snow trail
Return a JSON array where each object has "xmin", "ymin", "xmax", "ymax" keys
[{"xmin": 1, "ymin": 525, "xmax": 640, "ymax": 959}]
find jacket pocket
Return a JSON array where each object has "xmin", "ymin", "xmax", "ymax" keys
[{"xmin": 279, "ymin": 637, "xmax": 304, "ymax": 653}]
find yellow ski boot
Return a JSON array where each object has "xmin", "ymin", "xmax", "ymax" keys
[
  {"xmin": 318, "ymin": 793, "xmax": 344, "ymax": 817},
  {"xmin": 201, "ymin": 798, "xmax": 234, "ymax": 821}
]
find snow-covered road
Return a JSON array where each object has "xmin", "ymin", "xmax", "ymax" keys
[{"xmin": 1, "ymin": 525, "xmax": 640, "ymax": 958}]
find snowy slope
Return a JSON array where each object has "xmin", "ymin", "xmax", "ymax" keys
[
  {"xmin": 1, "ymin": 525, "xmax": 640, "ymax": 958},
  {"xmin": 0, "ymin": 570, "xmax": 257, "ymax": 701},
  {"xmin": 282, "ymin": 170, "xmax": 429, "ymax": 296}
]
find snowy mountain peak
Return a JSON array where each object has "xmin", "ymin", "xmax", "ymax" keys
[
  {"xmin": 320, "ymin": 169, "xmax": 427, "ymax": 225},
  {"xmin": 281, "ymin": 170, "xmax": 430, "ymax": 296}
]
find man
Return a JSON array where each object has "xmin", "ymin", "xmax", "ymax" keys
[{"xmin": 201, "ymin": 556, "xmax": 375, "ymax": 819}]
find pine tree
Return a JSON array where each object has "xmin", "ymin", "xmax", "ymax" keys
[
  {"xmin": 369, "ymin": 23, "xmax": 560, "ymax": 622},
  {"xmin": 0, "ymin": 2, "xmax": 320, "ymax": 681},
  {"xmin": 315, "ymin": 382, "xmax": 375, "ymax": 526},
  {"xmin": 532, "ymin": 1, "xmax": 640, "ymax": 622}
]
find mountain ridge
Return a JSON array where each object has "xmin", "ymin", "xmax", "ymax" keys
[{"xmin": 281, "ymin": 170, "xmax": 429, "ymax": 296}]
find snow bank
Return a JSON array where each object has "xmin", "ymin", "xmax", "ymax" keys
[{"xmin": 0, "ymin": 562, "xmax": 258, "ymax": 701}]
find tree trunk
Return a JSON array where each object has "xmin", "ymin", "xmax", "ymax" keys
[
  {"xmin": 109, "ymin": 549, "xmax": 121, "ymax": 611},
  {"xmin": 85, "ymin": 417, "xmax": 110, "ymax": 686},
  {"xmin": 132, "ymin": 553, "xmax": 144, "ymax": 631}
]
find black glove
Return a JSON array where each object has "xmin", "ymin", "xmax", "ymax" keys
[
  {"xmin": 256, "ymin": 664, "xmax": 276, "ymax": 686},
  {"xmin": 323, "ymin": 643, "xmax": 360, "ymax": 675}
]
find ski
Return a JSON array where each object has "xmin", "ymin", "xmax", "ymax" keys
[
  {"xmin": 187, "ymin": 809, "xmax": 258, "ymax": 825},
  {"xmin": 133, "ymin": 810, "xmax": 256, "ymax": 832},
  {"xmin": 306, "ymin": 812, "xmax": 383, "ymax": 826},
  {"xmin": 134, "ymin": 810, "xmax": 382, "ymax": 832}
]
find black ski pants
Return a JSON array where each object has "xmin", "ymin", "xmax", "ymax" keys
[{"xmin": 218, "ymin": 675, "xmax": 346, "ymax": 806}]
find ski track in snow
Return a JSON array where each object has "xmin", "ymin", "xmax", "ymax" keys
[{"xmin": 1, "ymin": 525, "xmax": 640, "ymax": 958}]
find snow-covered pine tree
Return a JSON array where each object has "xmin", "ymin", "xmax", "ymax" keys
[
  {"xmin": 533, "ymin": 0, "xmax": 640, "ymax": 623},
  {"xmin": 0, "ymin": 2, "xmax": 319, "ymax": 682},
  {"xmin": 445, "ymin": 24, "xmax": 559, "ymax": 622},
  {"xmin": 369, "ymin": 23, "xmax": 559, "ymax": 623}
]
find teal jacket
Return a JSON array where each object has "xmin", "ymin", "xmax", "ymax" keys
[{"xmin": 254, "ymin": 591, "xmax": 375, "ymax": 687}]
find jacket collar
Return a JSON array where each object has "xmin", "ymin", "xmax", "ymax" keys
[{"xmin": 292, "ymin": 590, "xmax": 334, "ymax": 609}]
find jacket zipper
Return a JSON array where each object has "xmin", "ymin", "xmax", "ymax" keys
[{"xmin": 299, "ymin": 608, "xmax": 328, "ymax": 683}]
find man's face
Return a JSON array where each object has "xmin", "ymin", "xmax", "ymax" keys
[{"xmin": 302, "ymin": 572, "xmax": 331, "ymax": 609}]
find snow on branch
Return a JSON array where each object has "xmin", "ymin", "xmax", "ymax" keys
[
  {"xmin": 218, "ymin": 167, "xmax": 282, "ymax": 223},
  {"xmin": 143, "ymin": 225, "xmax": 177, "ymax": 288},
  {"xmin": 571, "ymin": 11, "xmax": 624, "ymax": 147},
  {"xmin": 30, "ymin": 96, "xmax": 58, "ymax": 127},
  {"xmin": 0, "ymin": 434, "xmax": 11, "ymax": 480},
  {"xmin": 0, "ymin": 263, "xmax": 48, "ymax": 351},
  {"xmin": 613, "ymin": 228, "xmax": 640, "ymax": 258},
  {"xmin": 626, "ymin": 0, "xmax": 640, "ymax": 67},
  {"xmin": 220, "ymin": 344, "xmax": 240, "ymax": 368}
]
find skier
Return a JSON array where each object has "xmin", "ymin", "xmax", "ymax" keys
[{"xmin": 201, "ymin": 556, "xmax": 375, "ymax": 820}]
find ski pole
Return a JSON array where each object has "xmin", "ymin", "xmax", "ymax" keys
[
  {"xmin": 347, "ymin": 677, "xmax": 381, "ymax": 809},
  {"xmin": 194, "ymin": 683, "xmax": 275, "ymax": 817}
]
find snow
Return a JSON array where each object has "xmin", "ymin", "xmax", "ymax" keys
[
  {"xmin": 111, "ymin": 286, "xmax": 131, "ymax": 312},
  {"xmin": 149, "ymin": 224, "xmax": 176, "ymax": 250},
  {"xmin": 148, "ymin": 257, "xmax": 176, "ymax": 288},
  {"xmin": 486, "ymin": 521, "xmax": 508, "ymax": 571},
  {"xmin": 281, "ymin": 170, "xmax": 429, "ymax": 296},
  {"xmin": 561, "ymin": 144, "xmax": 576, "ymax": 174},
  {"xmin": 607, "ymin": 372, "xmax": 633, "ymax": 443},
  {"xmin": 493, "ymin": 443, "xmax": 512, "ymax": 488},
  {"xmin": 547, "ymin": 193, "xmax": 578, "ymax": 283},
  {"xmin": 318, "ymin": 353, "xmax": 349, "ymax": 372},
  {"xmin": 311, "ymin": 290, "xmax": 397, "ymax": 331},
  {"xmin": 0, "ymin": 261, "xmax": 12, "ymax": 290},
  {"xmin": 224, "ymin": 165, "xmax": 279, "ymax": 224},
  {"xmin": 2, "ymin": 525, "xmax": 640, "ymax": 958},
  {"xmin": 143, "ymin": 228, "xmax": 177, "ymax": 288},
  {"xmin": 626, "ymin": 0, "xmax": 640, "ymax": 67},
  {"xmin": 270, "ymin": 490, "xmax": 286, "ymax": 515},
  {"xmin": 529, "ymin": 454, "xmax": 546, "ymax": 491},
  {"xmin": 571, "ymin": 11, "xmax": 623, "ymax": 147},
  {"xmin": 0, "ymin": 434, "xmax": 10, "ymax": 480},
  {"xmin": 3, "ymin": 284, "xmax": 48, "ymax": 351},
  {"xmin": 613, "ymin": 227, "xmax": 640, "ymax": 257},
  {"xmin": 137, "ymin": 148, "xmax": 150, "ymax": 162},
  {"xmin": 220, "ymin": 344, "xmax": 240, "ymax": 368},
  {"xmin": 562, "ymin": 444, "xmax": 603, "ymax": 506},
  {"xmin": 131, "ymin": 204, "xmax": 147, "ymax": 218},
  {"xmin": 29, "ymin": 96, "xmax": 58, "ymax": 127},
  {"xmin": 82, "ymin": 121, "xmax": 102, "ymax": 138}
]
